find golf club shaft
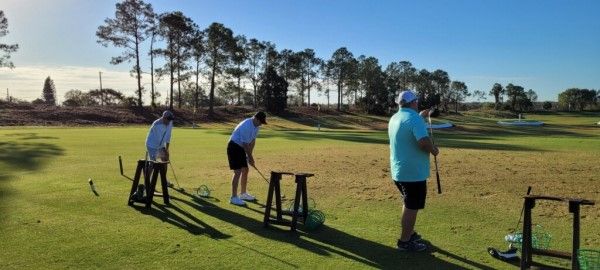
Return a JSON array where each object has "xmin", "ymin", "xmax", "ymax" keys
[
  {"xmin": 514, "ymin": 186, "xmax": 532, "ymax": 231},
  {"xmin": 251, "ymin": 165, "xmax": 270, "ymax": 184},
  {"xmin": 428, "ymin": 115, "xmax": 442, "ymax": 194},
  {"xmin": 168, "ymin": 160, "xmax": 181, "ymax": 188}
]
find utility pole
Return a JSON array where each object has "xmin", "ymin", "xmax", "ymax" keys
[
  {"xmin": 6, "ymin": 88, "xmax": 9, "ymax": 103},
  {"xmin": 99, "ymin": 71, "xmax": 103, "ymax": 106}
]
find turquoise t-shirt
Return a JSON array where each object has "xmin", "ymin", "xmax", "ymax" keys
[{"xmin": 388, "ymin": 108, "xmax": 430, "ymax": 182}]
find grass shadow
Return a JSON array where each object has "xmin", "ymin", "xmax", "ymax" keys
[
  {"xmin": 171, "ymin": 188, "xmax": 493, "ymax": 269},
  {"xmin": 280, "ymin": 110, "xmax": 388, "ymax": 130},
  {"xmin": 212, "ymin": 127, "xmax": 549, "ymax": 151},
  {"xmin": 443, "ymin": 118, "xmax": 595, "ymax": 138},
  {"xmin": 436, "ymin": 136, "xmax": 548, "ymax": 152},
  {"xmin": 208, "ymin": 112, "xmax": 595, "ymax": 151},
  {"xmin": 260, "ymin": 130, "xmax": 389, "ymax": 145},
  {"xmin": 490, "ymin": 257, "xmax": 569, "ymax": 270},
  {"xmin": 207, "ymin": 129, "xmax": 390, "ymax": 145},
  {"xmin": 0, "ymin": 141, "xmax": 64, "ymax": 171},
  {"xmin": 0, "ymin": 175, "xmax": 12, "ymax": 229},
  {"xmin": 4, "ymin": 133, "xmax": 59, "ymax": 140},
  {"xmin": 0, "ymin": 133, "xmax": 64, "ymax": 231},
  {"xmin": 131, "ymin": 199, "xmax": 230, "ymax": 239}
]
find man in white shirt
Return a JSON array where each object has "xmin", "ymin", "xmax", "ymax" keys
[
  {"xmin": 227, "ymin": 112, "xmax": 267, "ymax": 206},
  {"xmin": 145, "ymin": 110, "xmax": 174, "ymax": 161}
]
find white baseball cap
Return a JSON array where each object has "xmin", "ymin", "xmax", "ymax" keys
[{"xmin": 396, "ymin": 90, "xmax": 418, "ymax": 105}]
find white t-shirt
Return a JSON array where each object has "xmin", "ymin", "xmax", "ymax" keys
[
  {"xmin": 230, "ymin": 118, "xmax": 259, "ymax": 146},
  {"xmin": 145, "ymin": 119, "xmax": 173, "ymax": 149}
]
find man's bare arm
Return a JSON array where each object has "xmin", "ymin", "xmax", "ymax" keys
[{"xmin": 418, "ymin": 137, "xmax": 439, "ymax": 156}]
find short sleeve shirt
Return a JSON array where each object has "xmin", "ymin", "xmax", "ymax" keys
[
  {"xmin": 230, "ymin": 118, "xmax": 259, "ymax": 146},
  {"xmin": 388, "ymin": 108, "xmax": 430, "ymax": 182}
]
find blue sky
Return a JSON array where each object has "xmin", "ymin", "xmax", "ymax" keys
[{"xmin": 1, "ymin": 0, "xmax": 599, "ymax": 102}]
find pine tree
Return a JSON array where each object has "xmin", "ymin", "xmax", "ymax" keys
[
  {"xmin": 259, "ymin": 66, "xmax": 288, "ymax": 114},
  {"xmin": 96, "ymin": 0, "xmax": 156, "ymax": 107},
  {"xmin": 42, "ymin": 76, "xmax": 57, "ymax": 105},
  {"xmin": 0, "ymin": 11, "xmax": 19, "ymax": 69}
]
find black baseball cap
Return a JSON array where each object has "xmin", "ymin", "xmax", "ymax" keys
[{"xmin": 254, "ymin": 111, "xmax": 267, "ymax": 124}]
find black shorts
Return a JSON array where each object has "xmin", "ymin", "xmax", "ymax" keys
[
  {"xmin": 227, "ymin": 141, "xmax": 247, "ymax": 170},
  {"xmin": 394, "ymin": 181, "xmax": 427, "ymax": 210}
]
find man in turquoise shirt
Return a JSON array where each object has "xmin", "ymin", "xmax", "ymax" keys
[{"xmin": 388, "ymin": 90, "xmax": 439, "ymax": 252}]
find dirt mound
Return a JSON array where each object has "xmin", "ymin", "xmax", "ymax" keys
[
  {"xmin": 0, "ymin": 102, "xmax": 387, "ymax": 129},
  {"xmin": 0, "ymin": 103, "xmax": 259, "ymax": 126},
  {"xmin": 1, "ymin": 103, "xmax": 156, "ymax": 126}
]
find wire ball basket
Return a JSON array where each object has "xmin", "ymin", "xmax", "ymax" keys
[
  {"xmin": 196, "ymin": 185, "xmax": 210, "ymax": 198},
  {"xmin": 304, "ymin": 210, "xmax": 325, "ymax": 231},
  {"xmin": 505, "ymin": 225, "xmax": 552, "ymax": 250},
  {"xmin": 286, "ymin": 198, "xmax": 316, "ymax": 214},
  {"xmin": 578, "ymin": 249, "xmax": 600, "ymax": 270}
]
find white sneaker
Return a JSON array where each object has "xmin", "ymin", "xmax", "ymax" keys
[
  {"xmin": 239, "ymin": 193, "xmax": 256, "ymax": 201},
  {"xmin": 230, "ymin": 196, "xmax": 246, "ymax": 206}
]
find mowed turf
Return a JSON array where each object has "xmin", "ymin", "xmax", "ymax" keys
[{"xmin": 0, "ymin": 112, "xmax": 598, "ymax": 269}]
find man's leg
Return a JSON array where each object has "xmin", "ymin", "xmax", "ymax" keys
[
  {"xmin": 400, "ymin": 206, "xmax": 418, "ymax": 242},
  {"xmin": 231, "ymin": 169, "xmax": 242, "ymax": 197},
  {"xmin": 396, "ymin": 181, "xmax": 427, "ymax": 251},
  {"xmin": 239, "ymin": 167, "xmax": 249, "ymax": 194}
]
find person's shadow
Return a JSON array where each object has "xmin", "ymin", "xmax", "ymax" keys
[
  {"xmin": 172, "ymin": 188, "xmax": 495, "ymax": 269},
  {"xmin": 131, "ymin": 199, "xmax": 229, "ymax": 240}
]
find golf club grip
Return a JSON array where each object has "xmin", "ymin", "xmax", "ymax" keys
[
  {"xmin": 433, "ymin": 155, "xmax": 441, "ymax": 194},
  {"xmin": 436, "ymin": 171, "xmax": 441, "ymax": 194},
  {"xmin": 514, "ymin": 186, "xmax": 533, "ymax": 231}
]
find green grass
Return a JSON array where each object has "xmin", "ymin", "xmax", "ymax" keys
[{"xmin": 0, "ymin": 112, "xmax": 599, "ymax": 269}]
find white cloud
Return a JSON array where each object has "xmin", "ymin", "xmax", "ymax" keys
[{"xmin": 0, "ymin": 65, "xmax": 166, "ymax": 102}]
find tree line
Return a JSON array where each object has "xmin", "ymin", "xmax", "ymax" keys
[
  {"xmin": 92, "ymin": 0, "xmax": 598, "ymax": 114},
  {"xmin": 94, "ymin": 0, "xmax": 479, "ymax": 116},
  {"xmin": 557, "ymin": 88, "xmax": 598, "ymax": 111},
  {"xmin": 2, "ymin": 5, "xmax": 597, "ymax": 114}
]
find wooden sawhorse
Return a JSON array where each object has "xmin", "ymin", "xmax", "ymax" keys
[
  {"xmin": 263, "ymin": 172, "xmax": 315, "ymax": 232},
  {"xmin": 127, "ymin": 160, "xmax": 170, "ymax": 208},
  {"xmin": 520, "ymin": 195, "xmax": 595, "ymax": 270}
]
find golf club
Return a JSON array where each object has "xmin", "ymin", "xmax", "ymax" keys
[
  {"xmin": 428, "ymin": 110, "xmax": 442, "ymax": 194},
  {"xmin": 251, "ymin": 164, "xmax": 271, "ymax": 184},
  {"xmin": 513, "ymin": 186, "xmax": 533, "ymax": 232},
  {"xmin": 487, "ymin": 246, "xmax": 519, "ymax": 262},
  {"xmin": 167, "ymin": 159, "xmax": 182, "ymax": 190},
  {"xmin": 251, "ymin": 165, "xmax": 286, "ymax": 199},
  {"xmin": 488, "ymin": 186, "xmax": 533, "ymax": 261}
]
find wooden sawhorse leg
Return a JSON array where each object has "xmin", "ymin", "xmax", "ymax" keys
[
  {"xmin": 264, "ymin": 172, "xmax": 284, "ymax": 227},
  {"xmin": 128, "ymin": 160, "xmax": 170, "ymax": 208},
  {"xmin": 128, "ymin": 160, "xmax": 152, "ymax": 206}
]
